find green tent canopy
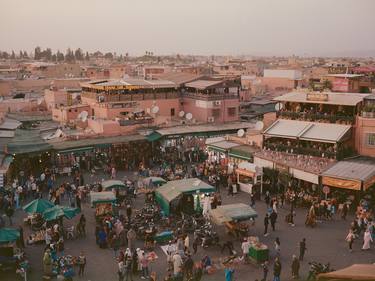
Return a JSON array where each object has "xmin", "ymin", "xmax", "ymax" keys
[
  {"xmin": 155, "ymin": 178, "xmax": 215, "ymax": 216},
  {"xmin": 101, "ymin": 180, "xmax": 126, "ymax": 191},
  {"xmin": 43, "ymin": 205, "xmax": 80, "ymax": 221},
  {"xmin": 0, "ymin": 228, "xmax": 20, "ymax": 243},
  {"xmin": 209, "ymin": 203, "xmax": 258, "ymax": 225},
  {"xmin": 143, "ymin": 177, "xmax": 167, "ymax": 186},
  {"xmin": 23, "ymin": 199, "xmax": 55, "ymax": 214}
]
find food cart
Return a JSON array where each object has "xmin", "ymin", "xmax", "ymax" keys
[
  {"xmin": 247, "ymin": 236, "xmax": 269, "ymax": 263},
  {"xmin": 209, "ymin": 203, "xmax": 258, "ymax": 239},
  {"xmin": 90, "ymin": 192, "xmax": 117, "ymax": 221},
  {"xmin": 236, "ymin": 162, "xmax": 263, "ymax": 195},
  {"xmin": 0, "ymin": 228, "xmax": 29, "ymax": 275}
]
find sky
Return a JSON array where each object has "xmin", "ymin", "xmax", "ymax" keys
[{"xmin": 1, "ymin": 0, "xmax": 375, "ymax": 57}]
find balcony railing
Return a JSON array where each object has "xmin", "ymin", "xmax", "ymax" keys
[
  {"xmin": 264, "ymin": 143, "xmax": 355, "ymax": 160},
  {"xmin": 277, "ymin": 111, "xmax": 355, "ymax": 124},
  {"xmin": 182, "ymin": 92, "xmax": 239, "ymax": 101}
]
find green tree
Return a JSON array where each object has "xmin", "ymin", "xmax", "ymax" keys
[
  {"xmin": 34, "ymin": 46, "xmax": 41, "ymax": 60},
  {"xmin": 85, "ymin": 51, "xmax": 90, "ymax": 61},
  {"xmin": 10, "ymin": 50, "xmax": 15, "ymax": 59},
  {"xmin": 74, "ymin": 48, "xmax": 84, "ymax": 60},
  {"xmin": 56, "ymin": 50, "xmax": 64, "ymax": 62}
]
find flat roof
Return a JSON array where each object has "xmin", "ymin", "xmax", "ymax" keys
[
  {"xmin": 326, "ymin": 74, "xmax": 364, "ymax": 78},
  {"xmin": 322, "ymin": 158, "xmax": 375, "ymax": 182},
  {"xmin": 264, "ymin": 119, "xmax": 351, "ymax": 143},
  {"xmin": 49, "ymin": 134, "xmax": 146, "ymax": 150},
  {"xmin": 208, "ymin": 140, "xmax": 240, "ymax": 150},
  {"xmin": 185, "ymin": 80, "xmax": 223, "ymax": 90},
  {"xmin": 273, "ymin": 91, "xmax": 370, "ymax": 106},
  {"xmin": 0, "ymin": 118, "xmax": 22, "ymax": 130},
  {"xmin": 156, "ymin": 122, "xmax": 254, "ymax": 136},
  {"xmin": 82, "ymin": 78, "xmax": 176, "ymax": 90}
]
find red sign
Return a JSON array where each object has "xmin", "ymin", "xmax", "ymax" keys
[{"xmin": 323, "ymin": 186, "xmax": 330, "ymax": 194}]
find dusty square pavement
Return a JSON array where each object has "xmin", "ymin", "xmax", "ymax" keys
[{"xmin": 1, "ymin": 171, "xmax": 374, "ymax": 281}]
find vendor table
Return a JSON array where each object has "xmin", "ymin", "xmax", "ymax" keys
[{"xmin": 248, "ymin": 246, "xmax": 269, "ymax": 263}]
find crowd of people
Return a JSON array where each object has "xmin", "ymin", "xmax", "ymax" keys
[{"xmin": 0, "ymin": 154, "xmax": 374, "ymax": 281}]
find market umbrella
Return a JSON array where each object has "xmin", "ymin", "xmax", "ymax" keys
[
  {"xmin": 23, "ymin": 198, "xmax": 55, "ymax": 214},
  {"xmin": 0, "ymin": 228, "xmax": 20, "ymax": 243},
  {"xmin": 42, "ymin": 205, "xmax": 80, "ymax": 221}
]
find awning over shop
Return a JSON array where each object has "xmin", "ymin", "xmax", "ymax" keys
[
  {"xmin": 155, "ymin": 178, "xmax": 215, "ymax": 215},
  {"xmin": 90, "ymin": 191, "xmax": 116, "ymax": 207},
  {"xmin": 7, "ymin": 129, "xmax": 53, "ymax": 154},
  {"xmin": 102, "ymin": 180, "xmax": 126, "ymax": 190},
  {"xmin": 59, "ymin": 146, "xmax": 94, "ymax": 155},
  {"xmin": 0, "ymin": 228, "xmax": 20, "ymax": 243},
  {"xmin": 264, "ymin": 119, "xmax": 351, "ymax": 143},
  {"xmin": 147, "ymin": 122, "xmax": 254, "ymax": 142},
  {"xmin": 147, "ymin": 132, "xmax": 162, "ymax": 142},
  {"xmin": 229, "ymin": 145, "xmax": 259, "ymax": 160},
  {"xmin": 207, "ymin": 141, "xmax": 240, "ymax": 153},
  {"xmin": 317, "ymin": 264, "xmax": 375, "ymax": 281},
  {"xmin": 209, "ymin": 203, "xmax": 258, "ymax": 225},
  {"xmin": 321, "ymin": 158, "xmax": 375, "ymax": 191}
]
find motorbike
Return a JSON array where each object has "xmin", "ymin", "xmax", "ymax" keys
[{"xmin": 307, "ymin": 261, "xmax": 333, "ymax": 280}]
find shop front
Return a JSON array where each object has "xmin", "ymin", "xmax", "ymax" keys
[{"xmin": 236, "ymin": 162, "xmax": 263, "ymax": 194}]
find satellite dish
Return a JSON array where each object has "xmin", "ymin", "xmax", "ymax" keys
[
  {"xmin": 186, "ymin": 113, "xmax": 193, "ymax": 120},
  {"xmin": 255, "ymin": 121, "xmax": 264, "ymax": 130},
  {"xmin": 275, "ymin": 102, "xmax": 283, "ymax": 111},
  {"xmin": 78, "ymin": 110, "xmax": 88, "ymax": 121},
  {"xmin": 37, "ymin": 98, "xmax": 43, "ymax": 105},
  {"xmin": 151, "ymin": 106, "xmax": 159, "ymax": 114},
  {"xmin": 237, "ymin": 129, "xmax": 245, "ymax": 137},
  {"xmin": 178, "ymin": 111, "xmax": 185, "ymax": 118}
]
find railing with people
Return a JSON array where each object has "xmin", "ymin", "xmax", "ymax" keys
[{"xmin": 277, "ymin": 111, "xmax": 355, "ymax": 124}]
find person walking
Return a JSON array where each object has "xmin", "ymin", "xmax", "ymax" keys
[
  {"xmin": 362, "ymin": 229, "xmax": 373, "ymax": 250},
  {"xmin": 299, "ymin": 238, "xmax": 307, "ymax": 261},
  {"xmin": 274, "ymin": 238, "xmax": 281, "ymax": 258},
  {"xmin": 5, "ymin": 204, "xmax": 14, "ymax": 226},
  {"xmin": 342, "ymin": 203, "xmax": 348, "ymax": 220},
  {"xmin": 270, "ymin": 210, "xmax": 278, "ymax": 231},
  {"xmin": 273, "ymin": 257, "xmax": 282, "ymax": 281},
  {"xmin": 250, "ymin": 192, "xmax": 255, "ymax": 207},
  {"xmin": 124, "ymin": 255, "xmax": 133, "ymax": 281},
  {"xmin": 291, "ymin": 255, "xmax": 300, "ymax": 279},
  {"xmin": 140, "ymin": 252, "xmax": 149, "ymax": 279},
  {"xmin": 184, "ymin": 254, "xmax": 194, "ymax": 280},
  {"xmin": 346, "ymin": 229, "xmax": 355, "ymax": 252},
  {"xmin": 264, "ymin": 213, "xmax": 269, "ymax": 236},
  {"xmin": 241, "ymin": 238, "xmax": 250, "ymax": 262},
  {"xmin": 224, "ymin": 265, "xmax": 234, "ymax": 281},
  {"xmin": 78, "ymin": 251, "xmax": 86, "ymax": 277},
  {"xmin": 118, "ymin": 259, "xmax": 125, "ymax": 281},
  {"xmin": 261, "ymin": 261, "xmax": 269, "ymax": 281},
  {"xmin": 265, "ymin": 191, "xmax": 270, "ymax": 206}
]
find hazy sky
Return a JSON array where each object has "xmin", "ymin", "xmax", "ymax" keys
[{"xmin": 1, "ymin": 0, "xmax": 374, "ymax": 56}]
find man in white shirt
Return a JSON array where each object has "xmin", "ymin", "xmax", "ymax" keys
[{"xmin": 241, "ymin": 238, "xmax": 250, "ymax": 262}]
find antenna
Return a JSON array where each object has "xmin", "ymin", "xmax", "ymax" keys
[
  {"xmin": 255, "ymin": 121, "xmax": 264, "ymax": 131},
  {"xmin": 237, "ymin": 129, "xmax": 245, "ymax": 137},
  {"xmin": 178, "ymin": 111, "xmax": 185, "ymax": 118},
  {"xmin": 185, "ymin": 113, "xmax": 193, "ymax": 120}
]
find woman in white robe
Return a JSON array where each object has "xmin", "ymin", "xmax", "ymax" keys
[{"xmin": 362, "ymin": 229, "xmax": 373, "ymax": 250}]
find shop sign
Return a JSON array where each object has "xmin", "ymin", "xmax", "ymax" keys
[{"xmin": 322, "ymin": 176, "xmax": 361, "ymax": 191}]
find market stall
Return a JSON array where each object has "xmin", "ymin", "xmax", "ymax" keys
[
  {"xmin": 317, "ymin": 264, "xmax": 375, "ymax": 281},
  {"xmin": 155, "ymin": 178, "xmax": 215, "ymax": 216},
  {"xmin": 247, "ymin": 236, "xmax": 269, "ymax": 263},
  {"xmin": 90, "ymin": 191, "xmax": 117, "ymax": 219},
  {"xmin": 42, "ymin": 205, "xmax": 80, "ymax": 222},
  {"xmin": 236, "ymin": 162, "xmax": 263, "ymax": 194},
  {"xmin": 101, "ymin": 180, "xmax": 126, "ymax": 191},
  {"xmin": 209, "ymin": 203, "xmax": 258, "ymax": 238}
]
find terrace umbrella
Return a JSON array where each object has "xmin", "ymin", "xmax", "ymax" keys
[
  {"xmin": 0, "ymin": 228, "xmax": 20, "ymax": 243},
  {"xmin": 42, "ymin": 206, "xmax": 80, "ymax": 221},
  {"xmin": 23, "ymin": 199, "xmax": 54, "ymax": 214}
]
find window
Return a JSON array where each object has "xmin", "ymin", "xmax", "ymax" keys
[
  {"xmin": 170, "ymin": 108, "xmax": 175, "ymax": 116},
  {"xmin": 227, "ymin": 107, "xmax": 236, "ymax": 116},
  {"xmin": 367, "ymin": 133, "xmax": 375, "ymax": 146},
  {"xmin": 212, "ymin": 109, "xmax": 220, "ymax": 117}
]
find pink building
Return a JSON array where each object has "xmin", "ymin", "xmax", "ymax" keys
[
  {"xmin": 325, "ymin": 74, "xmax": 363, "ymax": 93},
  {"xmin": 52, "ymin": 104, "xmax": 91, "ymax": 124},
  {"xmin": 261, "ymin": 69, "xmax": 302, "ymax": 91},
  {"xmin": 182, "ymin": 79, "xmax": 240, "ymax": 123}
]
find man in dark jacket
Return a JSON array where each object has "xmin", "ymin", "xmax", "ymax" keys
[
  {"xmin": 291, "ymin": 255, "xmax": 300, "ymax": 279},
  {"xmin": 264, "ymin": 214, "xmax": 269, "ymax": 236},
  {"xmin": 299, "ymin": 238, "xmax": 307, "ymax": 261},
  {"xmin": 273, "ymin": 257, "xmax": 282, "ymax": 281},
  {"xmin": 270, "ymin": 210, "xmax": 278, "ymax": 231}
]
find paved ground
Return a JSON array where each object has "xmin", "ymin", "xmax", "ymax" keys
[{"xmin": 2, "ymin": 171, "xmax": 374, "ymax": 281}]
